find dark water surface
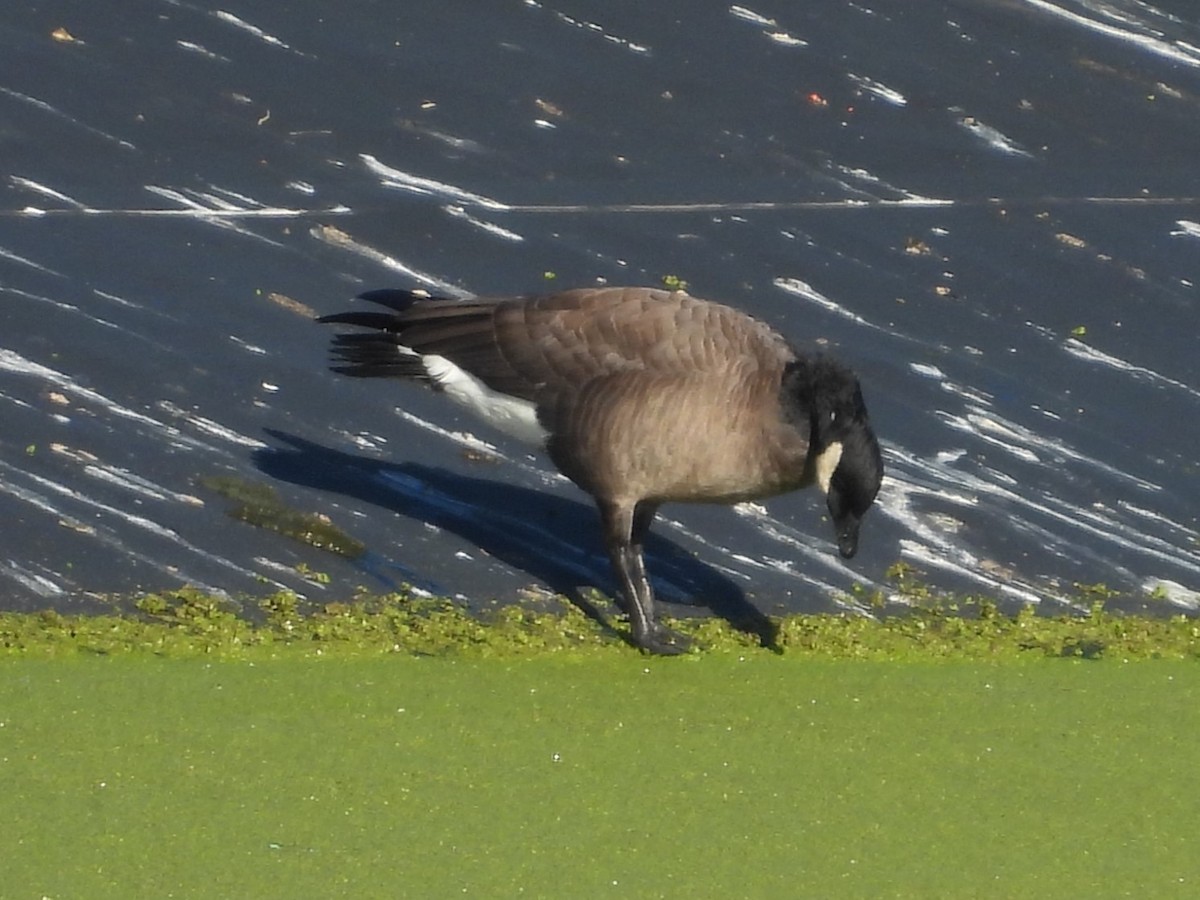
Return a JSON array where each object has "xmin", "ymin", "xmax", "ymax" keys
[{"xmin": 2, "ymin": 1, "xmax": 1197, "ymax": 618}]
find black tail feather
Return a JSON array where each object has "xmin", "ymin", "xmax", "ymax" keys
[
  {"xmin": 318, "ymin": 288, "xmax": 467, "ymax": 382},
  {"xmin": 357, "ymin": 289, "xmax": 448, "ymax": 313},
  {"xmin": 316, "ymin": 311, "xmax": 403, "ymax": 330},
  {"xmin": 325, "ymin": 332, "xmax": 429, "ymax": 381}
]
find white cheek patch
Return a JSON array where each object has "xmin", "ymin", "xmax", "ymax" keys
[
  {"xmin": 814, "ymin": 441, "xmax": 843, "ymax": 494},
  {"xmin": 421, "ymin": 353, "xmax": 548, "ymax": 446}
]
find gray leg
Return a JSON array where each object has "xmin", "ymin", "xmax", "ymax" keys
[{"xmin": 599, "ymin": 499, "xmax": 690, "ymax": 655}]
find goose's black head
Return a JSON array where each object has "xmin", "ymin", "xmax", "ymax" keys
[{"xmin": 782, "ymin": 356, "xmax": 884, "ymax": 559}]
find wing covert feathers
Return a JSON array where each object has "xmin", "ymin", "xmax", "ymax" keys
[{"xmin": 319, "ymin": 287, "xmax": 796, "ymax": 402}]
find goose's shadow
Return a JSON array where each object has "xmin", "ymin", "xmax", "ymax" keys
[{"xmin": 254, "ymin": 430, "xmax": 777, "ymax": 647}]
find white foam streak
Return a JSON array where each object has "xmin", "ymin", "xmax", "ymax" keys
[
  {"xmin": 1019, "ymin": 0, "xmax": 1200, "ymax": 68},
  {"xmin": 773, "ymin": 277, "xmax": 875, "ymax": 327},
  {"xmin": 828, "ymin": 164, "xmax": 946, "ymax": 203},
  {"xmin": 898, "ymin": 539, "xmax": 1044, "ymax": 606},
  {"xmin": 922, "ymin": 363, "xmax": 1164, "ymax": 489},
  {"xmin": 360, "ymin": 155, "xmax": 509, "ymax": 209},
  {"xmin": 156, "ymin": 401, "xmax": 267, "ymax": 449},
  {"xmin": 212, "ymin": 10, "xmax": 300, "ymax": 53},
  {"xmin": 309, "ymin": 226, "xmax": 470, "ymax": 296},
  {"xmin": 176, "ymin": 40, "xmax": 230, "ymax": 62},
  {"xmin": 82, "ymin": 464, "xmax": 204, "ymax": 505},
  {"xmin": 0, "ymin": 87, "xmax": 136, "ymax": 150},
  {"xmin": 443, "ymin": 205, "xmax": 524, "ymax": 241},
  {"xmin": 732, "ymin": 502, "xmax": 879, "ymax": 593},
  {"xmin": 0, "ymin": 246, "xmax": 65, "ymax": 277},
  {"xmin": 524, "ymin": 1, "xmax": 651, "ymax": 53},
  {"xmin": 1119, "ymin": 500, "xmax": 1197, "ymax": 538},
  {"xmin": 17, "ymin": 467, "xmax": 176, "ymax": 541},
  {"xmin": 1171, "ymin": 220, "xmax": 1200, "ymax": 239},
  {"xmin": 393, "ymin": 410, "xmax": 505, "ymax": 457},
  {"xmin": 0, "ymin": 349, "xmax": 209, "ymax": 449},
  {"xmin": 729, "ymin": 5, "xmax": 775, "ymax": 26},
  {"xmin": 729, "ymin": 5, "xmax": 808, "ymax": 46},
  {"xmin": 940, "ymin": 411, "xmax": 1041, "ymax": 463},
  {"xmin": 958, "ymin": 116, "xmax": 1033, "ymax": 157},
  {"xmin": 886, "ymin": 439, "xmax": 1200, "ymax": 593},
  {"xmin": 0, "ymin": 462, "xmax": 244, "ymax": 590},
  {"xmin": 10, "ymin": 176, "xmax": 87, "ymax": 208},
  {"xmin": 1142, "ymin": 579, "xmax": 1200, "ymax": 610},
  {"xmin": 1062, "ymin": 338, "xmax": 1200, "ymax": 400},
  {"xmin": 875, "ymin": 463, "xmax": 1023, "ymax": 595},
  {"xmin": 143, "ymin": 186, "xmax": 286, "ymax": 246},
  {"xmin": 0, "ymin": 561, "xmax": 65, "ymax": 597},
  {"xmin": 848, "ymin": 73, "xmax": 907, "ymax": 106}
]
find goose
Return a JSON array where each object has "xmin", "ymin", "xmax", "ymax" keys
[{"xmin": 318, "ymin": 286, "xmax": 883, "ymax": 654}]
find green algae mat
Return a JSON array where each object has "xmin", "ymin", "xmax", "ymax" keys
[
  {"xmin": 3, "ymin": 650, "xmax": 1199, "ymax": 898},
  {"xmin": 2, "ymin": 593, "xmax": 1198, "ymax": 896}
]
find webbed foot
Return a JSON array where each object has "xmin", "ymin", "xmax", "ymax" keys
[{"xmin": 631, "ymin": 622, "xmax": 694, "ymax": 656}]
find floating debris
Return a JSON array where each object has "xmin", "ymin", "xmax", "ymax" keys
[
  {"xmin": 1056, "ymin": 232, "xmax": 1088, "ymax": 249},
  {"xmin": 201, "ymin": 475, "xmax": 366, "ymax": 559},
  {"xmin": 265, "ymin": 291, "xmax": 316, "ymax": 318}
]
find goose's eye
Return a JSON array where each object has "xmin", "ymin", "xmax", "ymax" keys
[{"xmin": 829, "ymin": 410, "xmax": 838, "ymax": 424}]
